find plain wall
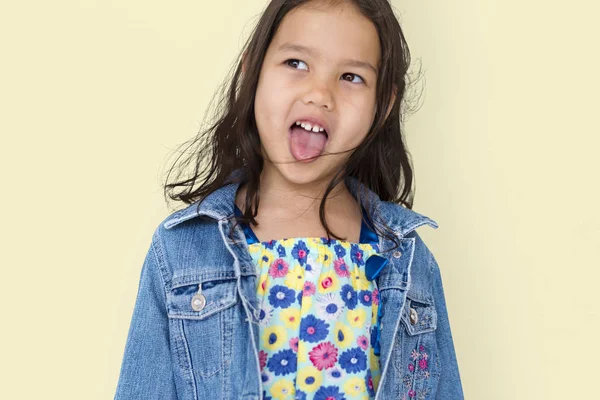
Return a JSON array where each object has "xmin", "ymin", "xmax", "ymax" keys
[{"xmin": 1, "ymin": 1, "xmax": 598, "ymax": 398}]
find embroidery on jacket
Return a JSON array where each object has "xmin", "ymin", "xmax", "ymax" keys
[{"xmin": 404, "ymin": 343, "xmax": 431, "ymax": 399}]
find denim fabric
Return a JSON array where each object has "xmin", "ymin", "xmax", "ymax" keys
[{"xmin": 114, "ymin": 170, "xmax": 464, "ymax": 399}]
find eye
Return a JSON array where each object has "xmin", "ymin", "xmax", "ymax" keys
[
  {"xmin": 285, "ymin": 59, "xmax": 308, "ymax": 70},
  {"xmin": 341, "ymin": 73, "xmax": 365, "ymax": 84}
]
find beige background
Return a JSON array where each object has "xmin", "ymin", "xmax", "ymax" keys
[{"xmin": 1, "ymin": 0, "xmax": 598, "ymax": 398}]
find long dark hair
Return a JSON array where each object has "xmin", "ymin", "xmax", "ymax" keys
[{"xmin": 162, "ymin": 0, "xmax": 424, "ymax": 251}]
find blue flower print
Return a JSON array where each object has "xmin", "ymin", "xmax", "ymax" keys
[
  {"xmin": 370, "ymin": 324, "xmax": 379, "ymax": 348},
  {"xmin": 295, "ymin": 390, "xmax": 307, "ymax": 400},
  {"xmin": 292, "ymin": 240, "xmax": 310, "ymax": 266},
  {"xmin": 297, "ymin": 290, "xmax": 303, "ymax": 306},
  {"xmin": 277, "ymin": 244, "xmax": 286, "ymax": 257},
  {"xmin": 340, "ymin": 284, "xmax": 358, "ymax": 310},
  {"xmin": 314, "ymin": 386, "xmax": 346, "ymax": 400},
  {"xmin": 268, "ymin": 285, "xmax": 296, "ymax": 308},
  {"xmin": 264, "ymin": 240, "xmax": 276, "ymax": 250},
  {"xmin": 262, "ymin": 390, "xmax": 272, "ymax": 400},
  {"xmin": 358, "ymin": 290, "xmax": 373, "ymax": 306},
  {"xmin": 339, "ymin": 347, "xmax": 367, "ymax": 373},
  {"xmin": 267, "ymin": 349, "xmax": 297, "ymax": 376},
  {"xmin": 333, "ymin": 243, "xmax": 346, "ymax": 258},
  {"xmin": 299, "ymin": 314, "xmax": 330, "ymax": 343},
  {"xmin": 350, "ymin": 244, "xmax": 365, "ymax": 266},
  {"xmin": 365, "ymin": 369, "xmax": 376, "ymax": 397}
]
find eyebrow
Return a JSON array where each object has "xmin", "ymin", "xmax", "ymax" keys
[{"xmin": 276, "ymin": 42, "xmax": 378, "ymax": 75}]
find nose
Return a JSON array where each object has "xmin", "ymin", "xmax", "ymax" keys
[{"xmin": 301, "ymin": 78, "xmax": 335, "ymax": 111}]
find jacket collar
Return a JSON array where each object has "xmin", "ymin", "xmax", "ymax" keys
[{"xmin": 162, "ymin": 169, "xmax": 438, "ymax": 237}]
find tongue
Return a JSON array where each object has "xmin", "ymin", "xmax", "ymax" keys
[{"xmin": 289, "ymin": 126, "xmax": 327, "ymax": 161}]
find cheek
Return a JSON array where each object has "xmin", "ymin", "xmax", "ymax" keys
[
  {"xmin": 334, "ymin": 97, "xmax": 377, "ymax": 146},
  {"xmin": 343, "ymin": 124, "xmax": 371, "ymax": 150},
  {"xmin": 254, "ymin": 75, "xmax": 290, "ymax": 134}
]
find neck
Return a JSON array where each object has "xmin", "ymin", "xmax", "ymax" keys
[{"xmin": 235, "ymin": 169, "xmax": 359, "ymax": 221}]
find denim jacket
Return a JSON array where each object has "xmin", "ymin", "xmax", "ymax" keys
[{"xmin": 114, "ymin": 172, "xmax": 464, "ymax": 399}]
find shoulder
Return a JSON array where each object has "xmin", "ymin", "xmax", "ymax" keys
[
  {"xmin": 153, "ymin": 203, "xmax": 220, "ymax": 247},
  {"xmin": 400, "ymin": 225, "xmax": 442, "ymax": 313},
  {"xmin": 147, "ymin": 204, "xmax": 233, "ymax": 286},
  {"xmin": 375, "ymin": 200, "xmax": 439, "ymax": 238},
  {"xmin": 375, "ymin": 201, "xmax": 441, "ymax": 303}
]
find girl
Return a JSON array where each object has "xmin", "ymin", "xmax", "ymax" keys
[{"xmin": 115, "ymin": 1, "xmax": 464, "ymax": 399}]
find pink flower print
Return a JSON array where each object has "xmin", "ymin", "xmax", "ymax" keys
[
  {"xmin": 367, "ymin": 375, "xmax": 374, "ymax": 391},
  {"xmin": 408, "ymin": 363, "xmax": 414, "ymax": 372},
  {"xmin": 308, "ymin": 341, "xmax": 339, "ymax": 370},
  {"xmin": 411, "ymin": 349, "xmax": 420, "ymax": 360},
  {"xmin": 333, "ymin": 258, "xmax": 351, "ymax": 277},
  {"xmin": 303, "ymin": 281, "xmax": 316, "ymax": 296},
  {"xmin": 408, "ymin": 389, "xmax": 416, "ymax": 398},
  {"xmin": 424, "ymin": 371, "xmax": 430, "ymax": 379},
  {"xmin": 258, "ymin": 350, "xmax": 267, "ymax": 370},
  {"xmin": 269, "ymin": 259, "xmax": 288, "ymax": 278},
  {"xmin": 419, "ymin": 344, "xmax": 425, "ymax": 352},
  {"xmin": 321, "ymin": 276, "xmax": 333, "ymax": 290},
  {"xmin": 357, "ymin": 335, "xmax": 369, "ymax": 350},
  {"xmin": 421, "ymin": 352, "xmax": 428, "ymax": 360},
  {"xmin": 261, "ymin": 280, "xmax": 267, "ymax": 292},
  {"xmin": 289, "ymin": 337, "xmax": 299, "ymax": 352},
  {"xmin": 373, "ymin": 288, "xmax": 379, "ymax": 305},
  {"xmin": 418, "ymin": 358, "xmax": 428, "ymax": 370}
]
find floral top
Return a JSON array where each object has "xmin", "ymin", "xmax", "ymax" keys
[{"xmin": 235, "ymin": 205, "xmax": 385, "ymax": 400}]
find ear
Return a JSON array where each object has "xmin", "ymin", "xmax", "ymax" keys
[{"xmin": 385, "ymin": 84, "xmax": 397, "ymax": 121}]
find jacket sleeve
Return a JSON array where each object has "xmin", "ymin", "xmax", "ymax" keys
[
  {"xmin": 114, "ymin": 235, "xmax": 178, "ymax": 400},
  {"xmin": 430, "ymin": 251, "xmax": 465, "ymax": 399}
]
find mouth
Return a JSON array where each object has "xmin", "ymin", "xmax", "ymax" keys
[{"xmin": 288, "ymin": 122, "xmax": 329, "ymax": 163}]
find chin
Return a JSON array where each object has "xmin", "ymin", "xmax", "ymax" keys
[{"xmin": 275, "ymin": 161, "xmax": 335, "ymax": 188}]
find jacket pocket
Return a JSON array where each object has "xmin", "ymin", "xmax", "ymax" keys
[
  {"xmin": 167, "ymin": 274, "xmax": 238, "ymax": 379},
  {"xmin": 398, "ymin": 294, "xmax": 440, "ymax": 399},
  {"xmin": 401, "ymin": 295, "xmax": 437, "ymax": 335}
]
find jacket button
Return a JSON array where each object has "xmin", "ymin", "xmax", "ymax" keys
[
  {"xmin": 393, "ymin": 250, "xmax": 402, "ymax": 258},
  {"xmin": 409, "ymin": 307, "xmax": 418, "ymax": 325},
  {"xmin": 191, "ymin": 293, "xmax": 206, "ymax": 311}
]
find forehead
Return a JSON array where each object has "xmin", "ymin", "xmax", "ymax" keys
[{"xmin": 269, "ymin": 2, "xmax": 381, "ymax": 69}]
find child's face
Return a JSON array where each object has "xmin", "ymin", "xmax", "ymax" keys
[{"xmin": 253, "ymin": 2, "xmax": 381, "ymax": 186}]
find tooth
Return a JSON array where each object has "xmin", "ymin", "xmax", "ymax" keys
[
  {"xmin": 319, "ymin": 127, "xmax": 324, "ymax": 132},
  {"xmin": 300, "ymin": 123, "xmax": 306, "ymax": 128},
  {"xmin": 295, "ymin": 121, "xmax": 300, "ymax": 125},
  {"xmin": 312, "ymin": 126, "xmax": 320, "ymax": 133},
  {"xmin": 305, "ymin": 123, "xmax": 312, "ymax": 130}
]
